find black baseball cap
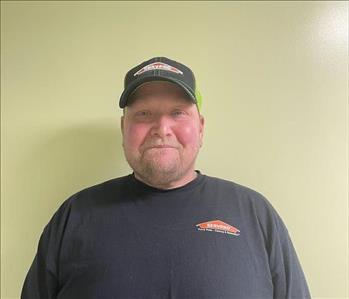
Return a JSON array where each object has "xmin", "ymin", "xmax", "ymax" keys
[{"xmin": 119, "ymin": 57, "xmax": 202, "ymax": 109}]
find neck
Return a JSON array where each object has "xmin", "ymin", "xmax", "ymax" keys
[{"xmin": 134, "ymin": 170, "xmax": 198, "ymax": 190}]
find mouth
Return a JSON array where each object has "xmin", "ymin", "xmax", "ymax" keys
[
  {"xmin": 144, "ymin": 145, "xmax": 177, "ymax": 152},
  {"xmin": 151, "ymin": 145, "xmax": 176, "ymax": 149}
]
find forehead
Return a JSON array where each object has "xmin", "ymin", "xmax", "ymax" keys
[{"xmin": 127, "ymin": 81, "xmax": 192, "ymax": 107}]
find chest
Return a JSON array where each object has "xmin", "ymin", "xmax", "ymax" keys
[{"xmin": 58, "ymin": 209, "xmax": 273, "ymax": 299}]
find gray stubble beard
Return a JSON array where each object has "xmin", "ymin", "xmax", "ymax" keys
[{"xmin": 125, "ymin": 148, "xmax": 199, "ymax": 189}]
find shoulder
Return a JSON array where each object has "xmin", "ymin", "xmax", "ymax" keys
[
  {"xmin": 71, "ymin": 175, "xmax": 131, "ymax": 202},
  {"xmin": 49, "ymin": 175, "xmax": 132, "ymax": 223},
  {"xmin": 203, "ymin": 174, "xmax": 271, "ymax": 207},
  {"xmin": 202, "ymin": 174, "xmax": 284, "ymax": 229}
]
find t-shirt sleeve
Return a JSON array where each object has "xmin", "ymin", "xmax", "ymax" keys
[
  {"xmin": 266, "ymin": 203, "xmax": 311, "ymax": 299},
  {"xmin": 238, "ymin": 184, "xmax": 311, "ymax": 298},
  {"xmin": 21, "ymin": 198, "xmax": 73, "ymax": 299}
]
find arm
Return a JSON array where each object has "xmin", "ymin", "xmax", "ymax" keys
[
  {"xmin": 21, "ymin": 199, "xmax": 72, "ymax": 299},
  {"xmin": 270, "ymin": 212, "xmax": 311, "ymax": 299},
  {"xmin": 21, "ymin": 224, "xmax": 60, "ymax": 299}
]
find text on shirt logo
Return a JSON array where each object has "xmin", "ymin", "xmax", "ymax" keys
[{"xmin": 196, "ymin": 220, "xmax": 240, "ymax": 236}]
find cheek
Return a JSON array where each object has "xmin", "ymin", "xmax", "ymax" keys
[
  {"xmin": 124, "ymin": 124, "xmax": 149, "ymax": 149},
  {"xmin": 174, "ymin": 124, "xmax": 201, "ymax": 147}
]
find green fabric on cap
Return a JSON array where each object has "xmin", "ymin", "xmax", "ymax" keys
[{"xmin": 195, "ymin": 88, "xmax": 202, "ymax": 112}]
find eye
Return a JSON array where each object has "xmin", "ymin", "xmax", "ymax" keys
[
  {"xmin": 172, "ymin": 110, "xmax": 186, "ymax": 117},
  {"xmin": 135, "ymin": 110, "xmax": 151, "ymax": 117}
]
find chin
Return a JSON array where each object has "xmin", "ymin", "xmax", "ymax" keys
[
  {"xmin": 140, "ymin": 161, "xmax": 180, "ymax": 178},
  {"xmin": 148, "ymin": 163, "xmax": 179, "ymax": 175}
]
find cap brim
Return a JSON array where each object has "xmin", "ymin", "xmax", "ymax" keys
[{"xmin": 119, "ymin": 76, "xmax": 197, "ymax": 108}]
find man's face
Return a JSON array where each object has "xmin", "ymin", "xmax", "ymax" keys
[{"xmin": 121, "ymin": 81, "xmax": 204, "ymax": 189}]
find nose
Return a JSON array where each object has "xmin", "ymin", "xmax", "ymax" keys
[{"xmin": 150, "ymin": 115, "xmax": 173, "ymax": 138}]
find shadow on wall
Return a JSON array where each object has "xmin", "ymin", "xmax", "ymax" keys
[
  {"xmin": 12, "ymin": 120, "xmax": 128, "ymax": 296},
  {"xmin": 19, "ymin": 120, "xmax": 128, "ymax": 212}
]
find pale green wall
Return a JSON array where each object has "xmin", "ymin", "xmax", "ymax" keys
[{"xmin": 1, "ymin": 1, "xmax": 348, "ymax": 298}]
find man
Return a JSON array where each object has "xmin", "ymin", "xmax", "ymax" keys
[{"xmin": 21, "ymin": 57, "xmax": 311, "ymax": 298}]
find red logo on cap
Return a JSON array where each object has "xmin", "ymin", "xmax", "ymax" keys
[
  {"xmin": 196, "ymin": 220, "xmax": 240, "ymax": 236},
  {"xmin": 134, "ymin": 62, "xmax": 183, "ymax": 76}
]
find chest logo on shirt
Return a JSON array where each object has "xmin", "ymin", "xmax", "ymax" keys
[{"xmin": 196, "ymin": 220, "xmax": 240, "ymax": 236}]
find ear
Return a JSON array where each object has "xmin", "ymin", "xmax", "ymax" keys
[
  {"xmin": 120, "ymin": 115, "xmax": 125, "ymax": 137},
  {"xmin": 198, "ymin": 114, "xmax": 205, "ymax": 146}
]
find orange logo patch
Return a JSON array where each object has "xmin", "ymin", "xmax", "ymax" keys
[{"xmin": 196, "ymin": 220, "xmax": 240, "ymax": 236}]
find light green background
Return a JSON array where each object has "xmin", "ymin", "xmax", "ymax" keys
[{"xmin": 1, "ymin": 1, "xmax": 348, "ymax": 298}]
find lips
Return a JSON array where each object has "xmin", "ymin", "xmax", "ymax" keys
[
  {"xmin": 151, "ymin": 145, "xmax": 176, "ymax": 149},
  {"xmin": 141, "ymin": 143, "xmax": 179, "ymax": 153}
]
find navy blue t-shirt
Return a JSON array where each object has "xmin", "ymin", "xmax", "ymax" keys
[{"xmin": 21, "ymin": 171, "xmax": 311, "ymax": 299}]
